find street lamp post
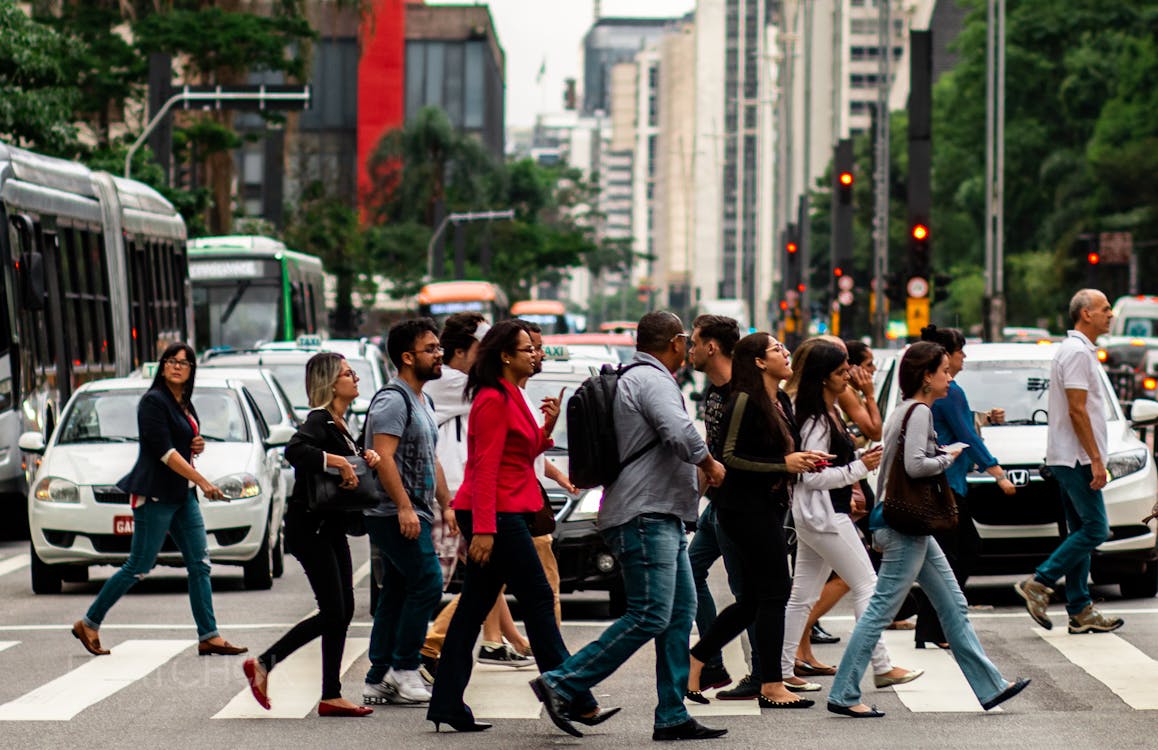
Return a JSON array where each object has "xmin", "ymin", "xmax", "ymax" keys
[
  {"xmin": 984, "ymin": 0, "xmax": 1006, "ymax": 341},
  {"xmin": 425, "ymin": 209, "xmax": 516, "ymax": 279}
]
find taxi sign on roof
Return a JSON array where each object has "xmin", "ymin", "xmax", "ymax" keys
[
  {"xmin": 141, "ymin": 362, "xmax": 159, "ymax": 379},
  {"xmin": 542, "ymin": 344, "xmax": 570, "ymax": 361},
  {"xmin": 296, "ymin": 335, "xmax": 323, "ymax": 348}
]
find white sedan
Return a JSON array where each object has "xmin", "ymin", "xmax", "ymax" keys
[{"xmin": 19, "ymin": 376, "xmax": 294, "ymax": 594}]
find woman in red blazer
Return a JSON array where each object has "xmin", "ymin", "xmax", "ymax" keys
[{"xmin": 427, "ymin": 321, "xmax": 612, "ymax": 733}]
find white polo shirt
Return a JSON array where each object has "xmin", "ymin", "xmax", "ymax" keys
[{"xmin": 1046, "ymin": 330, "xmax": 1108, "ymax": 467}]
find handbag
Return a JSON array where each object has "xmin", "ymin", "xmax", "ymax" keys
[
  {"xmin": 305, "ymin": 455, "xmax": 381, "ymax": 512},
  {"xmin": 881, "ymin": 403, "xmax": 959, "ymax": 536},
  {"xmin": 528, "ymin": 482, "xmax": 557, "ymax": 537}
]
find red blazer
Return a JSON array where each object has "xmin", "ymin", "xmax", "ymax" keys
[{"xmin": 453, "ymin": 379, "xmax": 552, "ymax": 533}]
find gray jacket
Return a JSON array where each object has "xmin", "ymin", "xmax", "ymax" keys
[
  {"xmin": 876, "ymin": 399, "xmax": 955, "ymax": 500},
  {"xmin": 596, "ymin": 352, "xmax": 709, "ymax": 530}
]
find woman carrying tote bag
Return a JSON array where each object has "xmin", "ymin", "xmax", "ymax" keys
[
  {"xmin": 827, "ymin": 342, "xmax": 1029, "ymax": 718},
  {"xmin": 243, "ymin": 352, "xmax": 381, "ymax": 717}
]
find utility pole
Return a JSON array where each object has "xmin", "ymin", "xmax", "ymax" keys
[
  {"xmin": 425, "ymin": 209, "xmax": 515, "ymax": 279},
  {"xmin": 872, "ymin": 0, "xmax": 892, "ymax": 345},
  {"xmin": 983, "ymin": 0, "xmax": 1006, "ymax": 341}
]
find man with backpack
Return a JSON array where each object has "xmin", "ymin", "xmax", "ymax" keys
[
  {"xmin": 531, "ymin": 311, "xmax": 728, "ymax": 741},
  {"xmin": 362, "ymin": 318, "xmax": 455, "ymax": 706}
]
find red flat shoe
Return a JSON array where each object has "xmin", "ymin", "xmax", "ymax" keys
[
  {"xmin": 243, "ymin": 659, "xmax": 271, "ymax": 710},
  {"xmin": 72, "ymin": 620, "xmax": 110, "ymax": 656},
  {"xmin": 318, "ymin": 701, "xmax": 373, "ymax": 717}
]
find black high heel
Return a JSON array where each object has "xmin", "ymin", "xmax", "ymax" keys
[{"xmin": 429, "ymin": 715, "xmax": 492, "ymax": 732}]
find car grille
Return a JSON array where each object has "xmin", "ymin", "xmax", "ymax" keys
[
  {"xmin": 90, "ymin": 534, "xmax": 180, "ymax": 554},
  {"xmin": 968, "ymin": 467, "xmax": 1063, "ymax": 527},
  {"xmin": 92, "ymin": 486, "xmax": 131, "ymax": 505}
]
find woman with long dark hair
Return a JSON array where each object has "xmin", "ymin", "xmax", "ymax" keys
[
  {"xmin": 427, "ymin": 320, "xmax": 608, "ymax": 732},
  {"xmin": 780, "ymin": 341, "xmax": 922, "ymax": 692},
  {"xmin": 685, "ymin": 332, "xmax": 831, "ymax": 708},
  {"xmin": 72, "ymin": 343, "xmax": 246, "ymax": 657},
  {"xmin": 243, "ymin": 352, "xmax": 381, "ymax": 717},
  {"xmin": 827, "ymin": 342, "xmax": 1029, "ymax": 718}
]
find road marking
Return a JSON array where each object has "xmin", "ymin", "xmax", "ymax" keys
[
  {"xmin": 0, "ymin": 642, "xmax": 18, "ymax": 654},
  {"xmin": 687, "ymin": 632, "xmax": 760, "ymax": 717},
  {"xmin": 213, "ymin": 637, "xmax": 370, "ymax": 719},
  {"xmin": 1037, "ymin": 628, "xmax": 1158, "ymax": 710},
  {"xmin": 0, "ymin": 640, "xmax": 189, "ymax": 721},
  {"xmin": 880, "ymin": 631, "xmax": 987, "ymax": 712},
  {"xmin": 0, "ymin": 554, "xmax": 30, "ymax": 578},
  {"xmin": 351, "ymin": 560, "xmax": 373, "ymax": 589},
  {"xmin": 467, "ymin": 663, "xmax": 544, "ymax": 719}
]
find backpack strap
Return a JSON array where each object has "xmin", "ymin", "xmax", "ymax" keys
[
  {"xmin": 613, "ymin": 360, "xmax": 668, "ymax": 471},
  {"xmin": 360, "ymin": 381, "xmax": 416, "ymax": 451}
]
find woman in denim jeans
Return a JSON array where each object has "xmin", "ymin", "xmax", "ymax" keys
[{"xmin": 827, "ymin": 342, "xmax": 1030, "ymax": 718}]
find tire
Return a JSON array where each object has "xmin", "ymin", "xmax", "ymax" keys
[
  {"xmin": 1119, "ymin": 562, "xmax": 1158, "ymax": 599},
  {"xmin": 608, "ymin": 583, "xmax": 627, "ymax": 618},
  {"xmin": 272, "ymin": 519, "xmax": 285, "ymax": 579},
  {"xmin": 29, "ymin": 543, "xmax": 62, "ymax": 595},
  {"xmin": 243, "ymin": 522, "xmax": 274, "ymax": 590},
  {"xmin": 60, "ymin": 565, "xmax": 89, "ymax": 583}
]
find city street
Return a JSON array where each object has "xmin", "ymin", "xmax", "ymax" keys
[{"xmin": 0, "ymin": 536, "xmax": 1156, "ymax": 749}]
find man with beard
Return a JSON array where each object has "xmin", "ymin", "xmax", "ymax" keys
[{"xmin": 363, "ymin": 318, "xmax": 456, "ymax": 705}]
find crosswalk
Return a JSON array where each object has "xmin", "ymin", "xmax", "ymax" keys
[{"xmin": 0, "ymin": 617, "xmax": 1155, "ymax": 722}]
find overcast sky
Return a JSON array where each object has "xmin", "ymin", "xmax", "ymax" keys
[{"xmin": 428, "ymin": 0, "xmax": 695, "ymax": 127}]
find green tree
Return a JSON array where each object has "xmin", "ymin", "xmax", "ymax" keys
[{"xmin": 0, "ymin": 2, "xmax": 81, "ymax": 154}]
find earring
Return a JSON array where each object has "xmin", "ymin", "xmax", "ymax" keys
[
  {"xmin": 504, "ymin": 360, "xmax": 511, "ymax": 366},
  {"xmin": 922, "ymin": 383, "xmax": 932, "ymax": 394}
]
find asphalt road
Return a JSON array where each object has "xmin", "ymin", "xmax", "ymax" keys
[{"xmin": 1, "ymin": 535, "xmax": 1157, "ymax": 750}]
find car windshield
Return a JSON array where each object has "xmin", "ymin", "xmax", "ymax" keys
[
  {"xmin": 525, "ymin": 379, "xmax": 582, "ymax": 450},
  {"xmin": 57, "ymin": 388, "xmax": 250, "ymax": 445},
  {"xmin": 193, "ymin": 282, "xmax": 281, "ymax": 349},
  {"xmin": 260, "ymin": 358, "xmax": 374, "ymax": 410},
  {"xmin": 1121, "ymin": 316, "xmax": 1158, "ymax": 338},
  {"xmin": 953, "ymin": 360, "xmax": 1119, "ymax": 424}
]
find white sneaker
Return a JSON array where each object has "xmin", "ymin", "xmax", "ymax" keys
[
  {"xmin": 388, "ymin": 667, "xmax": 432, "ymax": 703},
  {"xmin": 362, "ymin": 679, "xmax": 401, "ymax": 705}
]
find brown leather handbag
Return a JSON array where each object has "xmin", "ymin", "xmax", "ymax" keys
[{"xmin": 881, "ymin": 403, "xmax": 958, "ymax": 536}]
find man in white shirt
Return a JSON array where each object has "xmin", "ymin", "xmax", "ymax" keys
[{"xmin": 1015, "ymin": 289, "xmax": 1123, "ymax": 634}]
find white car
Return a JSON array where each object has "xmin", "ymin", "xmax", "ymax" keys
[
  {"xmin": 19, "ymin": 376, "xmax": 294, "ymax": 594},
  {"xmin": 875, "ymin": 343, "xmax": 1158, "ymax": 598}
]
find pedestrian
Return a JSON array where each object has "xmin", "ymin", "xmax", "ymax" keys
[
  {"xmin": 243, "ymin": 352, "xmax": 381, "ymax": 717},
  {"xmin": 780, "ymin": 340, "xmax": 922, "ymax": 693},
  {"xmin": 427, "ymin": 321, "xmax": 609, "ymax": 733},
  {"xmin": 917, "ymin": 325, "xmax": 1016, "ymax": 649},
  {"xmin": 531, "ymin": 311, "xmax": 729, "ymax": 741},
  {"xmin": 685, "ymin": 314, "xmax": 765, "ymax": 700},
  {"xmin": 362, "ymin": 318, "xmax": 454, "ymax": 706},
  {"xmin": 686, "ymin": 333, "xmax": 831, "ymax": 710},
  {"xmin": 828, "ymin": 342, "xmax": 1029, "ymax": 718},
  {"xmin": 72, "ymin": 343, "xmax": 246, "ymax": 658},
  {"xmin": 1015, "ymin": 289, "xmax": 1124, "ymax": 634}
]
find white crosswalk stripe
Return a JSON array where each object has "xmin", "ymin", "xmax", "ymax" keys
[
  {"xmin": 0, "ymin": 642, "xmax": 18, "ymax": 654},
  {"xmin": 1037, "ymin": 628, "xmax": 1158, "ymax": 710},
  {"xmin": 686, "ymin": 636, "xmax": 760, "ymax": 717},
  {"xmin": 466, "ymin": 663, "xmax": 544, "ymax": 719},
  {"xmin": 0, "ymin": 640, "xmax": 189, "ymax": 721},
  {"xmin": 0, "ymin": 554, "xmax": 30, "ymax": 579},
  {"xmin": 881, "ymin": 631, "xmax": 989, "ymax": 712}
]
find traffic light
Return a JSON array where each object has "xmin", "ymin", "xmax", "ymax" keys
[
  {"xmin": 909, "ymin": 220, "xmax": 931, "ymax": 279},
  {"xmin": 837, "ymin": 170, "xmax": 854, "ymax": 204}
]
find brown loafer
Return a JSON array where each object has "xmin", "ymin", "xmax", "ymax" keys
[
  {"xmin": 72, "ymin": 620, "xmax": 110, "ymax": 656},
  {"xmin": 198, "ymin": 639, "xmax": 248, "ymax": 656}
]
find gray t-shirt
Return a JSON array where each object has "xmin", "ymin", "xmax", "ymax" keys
[{"xmin": 364, "ymin": 380, "xmax": 439, "ymax": 521}]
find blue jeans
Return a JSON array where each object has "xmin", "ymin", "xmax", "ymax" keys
[
  {"xmin": 365, "ymin": 515, "xmax": 443, "ymax": 681},
  {"xmin": 1037, "ymin": 463, "xmax": 1110, "ymax": 615},
  {"xmin": 84, "ymin": 490, "xmax": 218, "ymax": 640},
  {"xmin": 829, "ymin": 527, "xmax": 1007, "ymax": 708},
  {"xmin": 541, "ymin": 514, "xmax": 696, "ymax": 730},
  {"xmin": 688, "ymin": 502, "xmax": 761, "ymax": 677}
]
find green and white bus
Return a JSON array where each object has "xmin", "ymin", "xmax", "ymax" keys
[{"xmin": 188, "ymin": 236, "xmax": 327, "ymax": 351}]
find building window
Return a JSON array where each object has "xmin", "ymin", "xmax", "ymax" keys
[{"xmin": 464, "ymin": 41, "xmax": 486, "ymax": 129}]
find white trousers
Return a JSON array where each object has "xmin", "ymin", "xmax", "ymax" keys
[{"xmin": 781, "ymin": 512, "xmax": 893, "ymax": 677}]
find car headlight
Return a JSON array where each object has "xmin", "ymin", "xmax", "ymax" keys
[
  {"xmin": 1107, "ymin": 448, "xmax": 1148, "ymax": 482},
  {"xmin": 568, "ymin": 488, "xmax": 603, "ymax": 522},
  {"xmin": 34, "ymin": 477, "xmax": 80, "ymax": 504},
  {"xmin": 213, "ymin": 473, "xmax": 262, "ymax": 500}
]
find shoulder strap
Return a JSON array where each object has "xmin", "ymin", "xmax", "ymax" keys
[
  {"xmin": 897, "ymin": 402, "xmax": 925, "ymax": 441},
  {"xmin": 360, "ymin": 382, "xmax": 412, "ymax": 450}
]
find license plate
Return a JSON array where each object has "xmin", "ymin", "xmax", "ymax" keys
[{"xmin": 113, "ymin": 515, "xmax": 134, "ymax": 535}]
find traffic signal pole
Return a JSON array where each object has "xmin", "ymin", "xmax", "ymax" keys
[
  {"xmin": 983, "ymin": 0, "xmax": 1007, "ymax": 341},
  {"xmin": 871, "ymin": 0, "xmax": 892, "ymax": 346}
]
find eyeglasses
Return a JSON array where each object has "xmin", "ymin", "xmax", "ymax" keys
[
  {"xmin": 513, "ymin": 347, "xmax": 536, "ymax": 355},
  {"xmin": 164, "ymin": 358, "xmax": 192, "ymax": 370},
  {"xmin": 411, "ymin": 345, "xmax": 444, "ymax": 355},
  {"xmin": 766, "ymin": 341, "xmax": 790, "ymax": 356},
  {"xmin": 339, "ymin": 370, "xmax": 359, "ymax": 380},
  {"xmin": 670, "ymin": 333, "xmax": 689, "ymax": 343}
]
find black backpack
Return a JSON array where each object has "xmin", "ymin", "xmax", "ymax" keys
[{"xmin": 567, "ymin": 362, "xmax": 660, "ymax": 489}]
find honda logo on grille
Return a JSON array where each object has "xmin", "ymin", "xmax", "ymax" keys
[{"xmin": 1007, "ymin": 469, "xmax": 1030, "ymax": 486}]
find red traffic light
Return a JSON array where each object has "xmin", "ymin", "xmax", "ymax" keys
[
  {"xmin": 786, "ymin": 242, "xmax": 798, "ymax": 254},
  {"xmin": 838, "ymin": 171, "xmax": 854, "ymax": 187},
  {"xmin": 797, "ymin": 283, "xmax": 806, "ymax": 292},
  {"xmin": 834, "ymin": 267, "xmax": 843, "ymax": 277},
  {"xmin": 1087, "ymin": 252, "xmax": 1100, "ymax": 265},
  {"xmin": 779, "ymin": 300, "xmax": 789, "ymax": 311},
  {"xmin": 911, "ymin": 223, "xmax": 929, "ymax": 241}
]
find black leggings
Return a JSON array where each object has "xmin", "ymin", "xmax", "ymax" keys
[
  {"xmin": 690, "ymin": 504, "xmax": 791, "ymax": 683},
  {"xmin": 915, "ymin": 495, "xmax": 981, "ymax": 644},
  {"xmin": 258, "ymin": 507, "xmax": 354, "ymax": 700}
]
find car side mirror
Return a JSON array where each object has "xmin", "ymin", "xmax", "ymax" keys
[
  {"xmin": 1130, "ymin": 398, "xmax": 1158, "ymax": 426},
  {"xmin": 264, "ymin": 424, "xmax": 296, "ymax": 448},
  {"xmin": 18, "ymin": 431, "xmax": 46, "ymax": 454}
]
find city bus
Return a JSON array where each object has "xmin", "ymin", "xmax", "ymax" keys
[
  {"xmin": 416, "ymin": 280, "xmax": 509, "ymax": 328},
  {"xmin": 0, "ymin": 141, "xmax": 190, "ymax": 509},
  {"xmin": 188, "ymin": 236, "xmax": 327, "ymax": 351},
  {"xmin": 511, "ymin": 299, "xmax": 572, "ymax": 334}
]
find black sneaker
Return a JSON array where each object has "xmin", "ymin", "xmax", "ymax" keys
[
  {"xmin": 810, "ymin": 622, "xmax": 841, "ymax": 644},
  {"xmin": 699, "ymin": 663, "xmax": 732, "ymax": 691},
  {"xmin": 716, "ymin": 673, "xmax": 760, "ymax": 700},
  {"xmin": 477, "ymin": 643, "xmax": 535, "ymax": 668}
]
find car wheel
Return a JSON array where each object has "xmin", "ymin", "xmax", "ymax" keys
[
  {"xmin": 608, "ymin": 583, "xmax": 627, "ymax": 618},
  {"xmin": 243, "ymin": 522, "xmax": 274, "ymax": 590},
  {"xmin": 272, "ymin": 519, "xmax": 285, "ymax": 579},
  {"xmin": 29, "ymin": 543, "xmax": 62, "ymax": 595},
  {"xmin": 1119, "ymin": 562, "xmax": 1158, "ymax": 599},
  {"xmin": 60, "ymin": 565, "xmax": 89, "ymax": 583}
]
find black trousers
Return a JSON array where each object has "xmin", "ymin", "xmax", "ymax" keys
[
  {"xmin": 915, "ymin": 494, "xmax": 981, "ymax": 644},
  {"xmin": 690, "ymin": 503, "xmax": 791, "ymax": 683},
  {"xmin": 258, "ymin": 506, "xmax": 354, "ymax": 700},
  {"xmin": 427, "ymin": 511, "xmax": 595, "ymax": 720}
]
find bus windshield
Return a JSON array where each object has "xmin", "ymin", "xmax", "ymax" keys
[{"xmin": 194, "ymin": 282, "xmax": 281, "ymax": 350}]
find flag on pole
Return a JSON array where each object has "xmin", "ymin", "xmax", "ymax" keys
[{"xmin": 536, "ymin": 57, "xmax": 547, "ymax": 84}]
